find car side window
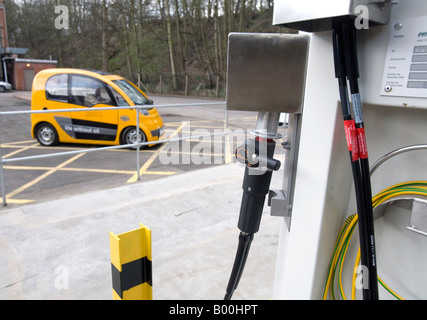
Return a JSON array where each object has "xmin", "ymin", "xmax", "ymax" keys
[
  {"xmin": 70, "ymin": 75, "xmax": 113, "ymax": 107},
  {"xmin": 108, "ymin": 85, "xmax": 130, "ymax": 107},
  {"xmin": 46, "ymin": 74, "xmax": 69, "ymax": 102}
]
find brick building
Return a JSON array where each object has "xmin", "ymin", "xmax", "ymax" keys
[
  {"xmin": 0, "ymin": 0, "xmax": 57, "ymax": 91},
  {"xmin": 13, "ymin": 59, "xmax": 58, "ymax": 91},
  {"xmin": 0, "ymin": 0, "xmax": 7, "ymax": 49}
]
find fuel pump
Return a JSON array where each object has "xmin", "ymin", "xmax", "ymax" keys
[
  {"xmin": 271, "ymin": 0, "xmax": 395, "ymax": 300},
  {"xmin": 268, "ymin": 0, "xmax": 427, "ymax": 300},
  {"xmin": 221, "ymin": 0, "xmax": 427, "ymax": 301}
]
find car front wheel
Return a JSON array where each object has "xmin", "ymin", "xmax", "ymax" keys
[
  {"xmin": 121, "ymin": 127, "xmax": 147, "ymax": 148},
  {"xmin": 36, "ymin": 123, "xmax": 59, "ymax": 146}
]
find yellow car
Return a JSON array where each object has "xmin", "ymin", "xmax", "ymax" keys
[{"xmin": 31, "ymin": 68, "xmax": 164, "ymax": 147}]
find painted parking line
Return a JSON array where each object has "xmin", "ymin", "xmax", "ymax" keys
[
  {"xmin": 1, "ymin": 118, "xmax": 257, "ymax": 205},
  {"xmin": 3, "ymin": 165, "xmax": 177, "ymax": 178},
  {"xmin": 1, "ymin": 141, "xmax": 156, "ymax": 154},
  {"xmin": 3, "ymin": 165, "xmax": 136, "ymax": 175},
  {"xmin": 5, "ymin": 153, "xmax": 86, "ymax": 203},
  {"xmin": 0, "ymin": 126, "xmax": 187, "ymax": 203},
  {"xmin": 1, "ymin": 140, "xmax": 35, "ymax": 145},
  {"xmin": 127, "ymin": 122, "xmax": 186, "ymax": 184},
  {"xmin": 2, "ymin": 143, "xmax": 40, "ymax": 159},
  {"xmin": 3, "ymin": 198, "xmax": 34, "ymax": 205}
]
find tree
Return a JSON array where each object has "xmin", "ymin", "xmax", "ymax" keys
[
  {"xmin": 5, "ymin": 0, "xmax": 286, "ymax": 97},
  {"xmin": 102, "ymin": 0, "xmax": 108, "ymax": 71},
  {"xmin": 164, "ymin": 0, "xmax": 177, "ymax": 90}
]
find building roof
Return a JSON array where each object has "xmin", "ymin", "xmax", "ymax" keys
[
  {"xmin": 0, "ymin": 47, "xmax": 29, "ymax": 55},
  {"xmin": 15, "ymin": 58, "xmax": 58, "ymax": 64}
]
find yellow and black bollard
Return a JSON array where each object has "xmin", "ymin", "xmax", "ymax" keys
[{"xmin": 110, "ymin": 223, "xmax": 152, "ymax": 300}]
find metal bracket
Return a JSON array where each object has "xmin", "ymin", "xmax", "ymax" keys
[
  {"xmin": 372, "ymin": 195, "xmax": 427, "ymax": 238},
  {"xmin": 407, "ymin": 199, "xmax": 427, "ymax": 237},
  {"xmin": 268, "ymin": 188, "xmax": 293, "ymax": 231},
  {"xmin": 268, "ymin": 113, "xmax": 301, "ymax": 231},
  {"xmin": 269, "ymin": 188, "xmax": 292, "ymax": 227},
  {"xmin": 269, "ymin": 190, "xmax": 287, "ymax": 216}
]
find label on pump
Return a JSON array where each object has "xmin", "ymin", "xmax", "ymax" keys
[
  {"xmin": 356, "ymin": 127, "xmax": 368, "ymax": 159},
  {"xmin": 381, "ymin": 16, "xmax": 427, "ymax": 99},
  {"xmin": 344, "ymin": 120, "xmax": 359, "ymax": 162},
  {"xmin": 351, "ymin": 93, "xmax": 364, "ymax": 124}
]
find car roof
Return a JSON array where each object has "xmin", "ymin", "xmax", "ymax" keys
[{"xmin": 38, "ymin": 68, "xmax": 125, "ymax": 80}]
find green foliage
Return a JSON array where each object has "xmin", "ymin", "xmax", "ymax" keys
[{"xmin": 5, "ymin": 0, "xmax": 288, "ymax": 97}]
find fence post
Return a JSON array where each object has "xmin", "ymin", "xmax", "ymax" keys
[
  {"xmin": 0, "ymin": 144, "xmax": 6, "ymax": 206},
  {"xmin": 185, "ymin": 74, "xmax": 189, "ymax": 96},
  {"xmin": 136, "ymin": 74, "xmax": 142, "ymax": 90},
  {"xmin": 136, "ymin": 108, "xmax": 141, "ymax": 181},
  {"xmin": 216, "ymin": 74, "xmax": 220, "ymax": 98},
  {"xmin": 159, "ymin": 74, "xmax": 163, "ymax": 94}
]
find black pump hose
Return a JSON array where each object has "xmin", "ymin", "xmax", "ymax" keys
[
  {"xmin": 224, "ymin": 232, "xmax": 254, "ymax": 300},
  {"xmin": 332, "ymin": 19, "xmax": 379, "ymax": 300}
]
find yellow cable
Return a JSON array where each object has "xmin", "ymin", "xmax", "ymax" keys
[
  {"xmin": 322, "ymin": 214, "xmax": 357, "ymax": 299},
  {"xmin": 322, "ymin": 219, "xmax": 350, "ymax": 299},
  {"xmin": 378, "ymin": 276, "xmax": 405, "ymax": 300},
  {"xmin": 351, "ymin": 249, "xmax": 360, "ymax": 300},
  {"xmin": 338, "ymin": 217, "xmax": 358, "ymax": 300}
]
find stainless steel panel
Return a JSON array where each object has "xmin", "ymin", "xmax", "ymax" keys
[
  {"xmin": 226, "ymin": 33, "xmax": 309, "ymax": 113},
  {"xmin": 273, "ymin": 0, "xmax": 392, "ymax": 32}
]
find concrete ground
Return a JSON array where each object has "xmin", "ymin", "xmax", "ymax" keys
[{"xmin": 0, "ymin": 159, "xmax": 284, "ymax": 300}]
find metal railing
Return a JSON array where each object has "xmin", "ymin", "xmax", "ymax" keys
[{"xmin": 0, "ymin": 101, "xmax": 228, "ymax": 207}]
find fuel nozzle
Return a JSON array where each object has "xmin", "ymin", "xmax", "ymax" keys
[
  {"xmin": 235, "ymin": 136, "xmax": 281, "ymax": 234},
  {"xmin": 225, "ymin": 112, "xmax": 281, "ymax": 300},
  {"xmin": 236, "ymin": 138, "xmax": 281, "ymax": 171},
  {"xmin": 236, "ymin": 112, "xmax": 282, "ymax": 234}
]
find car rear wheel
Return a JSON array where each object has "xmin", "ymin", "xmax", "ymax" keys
[
  {"xmin": 121, "ymin": 127, "xmax": 147, "ymax": 148},
  {"xmin": 36, "ymin": 123, "xmax": 59, "ymax": 146}
]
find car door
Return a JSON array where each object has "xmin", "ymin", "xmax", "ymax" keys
[
  {"xmin": 67, "ymin": 74, "xmax": 119, "ymax": 144},
  {"xmin": 42, "ymin": 73, "xmax": 73, "ymax": 140}
]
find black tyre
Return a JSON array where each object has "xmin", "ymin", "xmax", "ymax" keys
[
  {"xmin": 36, "ymin": 123, "xmax": 59, "ymax": 146},
  {"xmin": 121, "ymin": 127, "xmax": 147, "ymax": 148}
]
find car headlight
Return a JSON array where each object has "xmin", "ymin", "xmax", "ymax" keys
[{"xmin": 139, "ymin": 109, "xmax": 149, "ymax": 116}]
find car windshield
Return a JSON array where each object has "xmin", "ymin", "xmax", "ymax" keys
[{"xmin": 112, "ymin": 79, "xmax": 150, "ymax": 106}]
